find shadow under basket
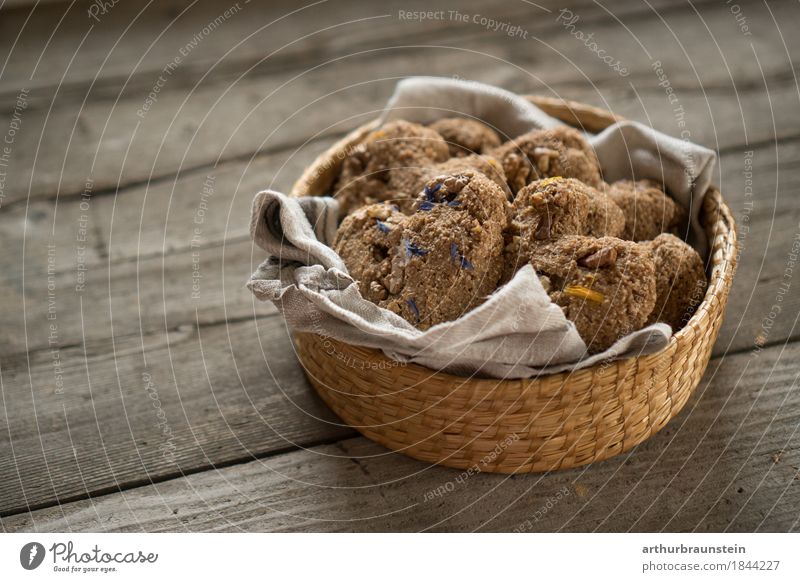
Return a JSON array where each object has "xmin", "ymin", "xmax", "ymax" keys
[{"xmin": 289, "ymin": 96, "xmax": 738, "ymax": 473}]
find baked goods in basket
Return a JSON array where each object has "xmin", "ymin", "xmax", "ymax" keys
[
  {"xmin": 647, "ymin": 233, "xmax": 708, "ymax": 329},
  {"xmin": 502, "ymin": 177, "xmax": 625, "ymax": 280},
  {"xmin": 330, "ymin": 117, "xmax": 707, "ymax": 348},
  {"xmin": 271, "ymin": 85, "xmax": 735, "ymax": 473},
  {"xmin": 388, "ymin": 153, "xmax": 511, "ymax": 204},
  {"xmin": 334, "ymin": 170, "xmax": 507, "ymax": 329}
]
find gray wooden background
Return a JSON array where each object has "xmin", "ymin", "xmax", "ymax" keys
[{"xmin": 0, "ymin": 0, "xmax": 798, "ymax": 532}]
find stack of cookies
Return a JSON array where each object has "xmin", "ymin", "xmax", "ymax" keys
[{"xmin": 331, "ymin": 118, "xmax": 707, "ymax": 352}]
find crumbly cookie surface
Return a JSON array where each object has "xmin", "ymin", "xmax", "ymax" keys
[
  {"xmin": 525, "ymin": 236, "xmax": 657, "ymax": 352},
  {"xmin": 333, "ymin": 120, "xmax": 450, "ymax": 216},
  {"xmin": 646, "ymin": 233, "xmax": 707, "ymax": 330},
  {"xmin": 492, "ymin": 126, "xmax": 603, "ymax": 194},
  {"xmin": 429, "ymin": 117, "xmax": 502, "ymax": 157},
  {"xmin": 332, "ymin": 202, "xmax": 407, "ymax": 304},
  {"xmin": 606, "ymin": 179, "xmax": 687, "ymax": 241},
  {"xmin": 335, "ymin": 171, "xmax": 507, "ymax": 329}
]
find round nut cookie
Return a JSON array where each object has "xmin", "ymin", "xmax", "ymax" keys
[
  {"xmin": 429, "ymin": 117, "xmax": 502, "ymax": 157},
  {"xmin": 502, "ymin": 177, "xmax": 625, "ymax": 280},
  {"xmin": 383, "ymin": 171, "xmax": 508, "ymax": 328},
  {"xmin": 492, "ymin": 126, "xmax": 603, "ymax": 194},
  {"xmin": 333, "ymin": 120, "xmax": 450, "ymax": 216},
  {"xmin": 645, "ymin": 233, "xmax": 707, "ymax": 330},
  {"xmin": 525, "ymin": 235, "xmax": 657, "ymax": 353},
  {"xmin": 333, "ymin": 202, "xmax": 406, "ymax": 304},
  {"xmin": 606, "ymin": 179, "xmax": 688, "ymax": 241}
]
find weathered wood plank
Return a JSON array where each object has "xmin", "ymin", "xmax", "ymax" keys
[
  {"xmin": 0, "ymin": 316, "xmax": 355, "ymax": 516},
  {"xmin": 0, "ymin": 237, "xmax": 279, "ymax": 360},
  {"xmin": 0, "ymin": 0, "xmax": 65, "ymax": 11},
  {"xmin": 2, "ymin": 64, "xmax": 796, "ymax": 271},
  {"xmin": 0, "ymin": 137, "xmax": 338, "ymax": 355},
  {"xmin": 12, "ymin": 221, "xmax": 796, "ymax": 519},
  {"xmin": 3, "ymin": 340, "xmax": 797, "ymax": 532},
  {"xmin": 5, "ymin": 79, "xmax": 793, "ymax": 287},
  {"xmin": 0, "ymin": 0, "xmax": 725, "ymax": 105},
  {"xmin": 0, "ymin": 217, "xmax": 797, "ymax": 519},
  {"xmin": 2, "ymin": 0, "xmax": 799, "ymax": 528},
  {"xmin": 3, "ymin": 0, "xmax": 797, "ymax": 204},
  {"xmin": 1, "ymin": 210, "xmax": 793, "ymax": 360},
  {"xmin": 0, "ymin": 0, "xmax": 566, "ymax": 100},
  {"xmin": 2, "ymin": 159, "xmax": 793, "ymax": 518}
]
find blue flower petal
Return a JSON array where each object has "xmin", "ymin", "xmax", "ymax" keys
[
  {"xmin": 450, "ymin": 242, "xmax": 459, "ymax": 262},
  {"xmin": 424, "ymin": 182, "xmax": 442, "ymax": 195},
  {"xmin": 449, "ymin": 241, "xmax": 473, "ymax": 269},
  {"xmin": 404, "ymin": 239, "xmax": 429, "ymax": 258},
  {"xmin": 406, "ymin": 298, "xmax": 420, "ymax": 321},
  {"xmin": 423, "ymin": 182, "xmax": 442, "ymax": 202},
  {"xmin": 375, "ymin": 219, "xmax": 391, "ymax": 234}
]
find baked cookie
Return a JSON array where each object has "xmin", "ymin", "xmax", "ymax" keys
[
  {"xmin": 335, "ymin": 171, "xmax": 507, "ymax": 329},
  {"xmin": 333, "ymin": 202, "xmax": 406, "ymax": 303},
  {"xmin": 525, "ymin": 236, "xmax": 657, "ymax": 352},
  {"xmin": 503, "ymin": 177, "xmax": 625, "ymax": 279},
  {"xmin": 333, "ymin": 120, "xmax": 450, "ymax": 216},
  {"xmin": 429, "ymin": 117, "xmax": 502, "ymax": 157},
  {"xmin": 606, "ymin": 179, "xmax": 687, "ymax": 241},
  {"xmin": 646, "ymin": 233, "xmax": 707, "ymax": 330},
  {"xmin": 492, "ymin": 126, "xmax": 603, "ymax": 194},
  {"xmin": 384, "ymin": 171, "xmax": 507, "ymax": 328}
]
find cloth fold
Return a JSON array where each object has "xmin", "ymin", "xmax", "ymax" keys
[{"xmin": 247, "ymin": 77, "xmax": 716, "ymax": 379}]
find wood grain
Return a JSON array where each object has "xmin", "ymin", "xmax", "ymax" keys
[
  {"xmin": 1, "ymin": 202, "xmax": 797, "ymax": 517},
  {"xmin": 1, "ymin": 0, "xmax": 798, "ymax": 532},
  {"xmin": 0, "ymin": 0, "xmax": 727, "ymax": 105},
  {"xmin": 3, "ymin": 340, "xmax": 798, "ymax": 532},
  {"xmin": 2, "ymin": 0, "xmax": 797, "ymax": 204},
  {"xmin": 0, "ymin": 316, "xmax": 355, "ymax": 516}
]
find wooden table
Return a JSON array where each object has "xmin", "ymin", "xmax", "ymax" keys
[{"xmin": 1, "ymin": 0, "xmax": 798, "ymax": 532}]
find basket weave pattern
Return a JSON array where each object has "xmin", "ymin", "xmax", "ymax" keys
[{"xmin": 289, "ymin": 97, "xmax": 737, "ymax": 473}]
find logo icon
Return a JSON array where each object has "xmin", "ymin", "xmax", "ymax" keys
[{"xmin": 20, "ymin": 542, "xmax": 46, "ymax": 570}]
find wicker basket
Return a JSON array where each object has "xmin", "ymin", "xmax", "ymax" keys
[{"xmin": 289, "ymin": 96, "xmax": 737, "ymax": 473}]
